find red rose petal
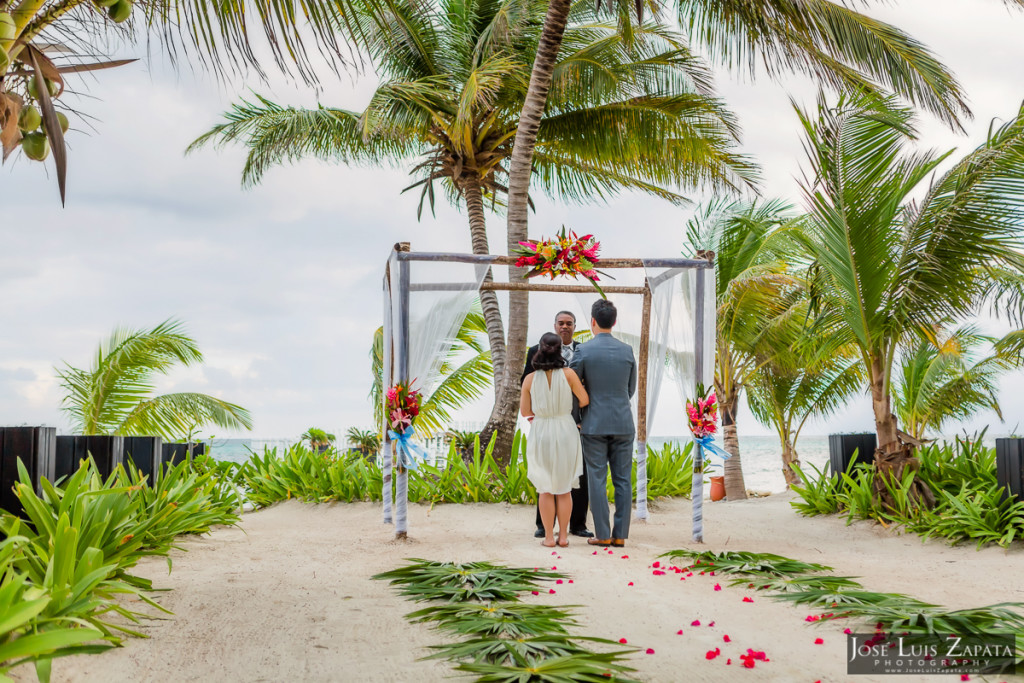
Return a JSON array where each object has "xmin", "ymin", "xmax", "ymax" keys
[
  {"xmin": 549, "ymin": 589, "xmax": 556, "ymax": 594},
  {"xmin": 653, "ymin": 561, "xmax": 661, "ymax": 568},
  {"xmin": 531, "ymin": 591, "xmax": 539, "ymax": 595},
  {"xmin": 726, "ymin": 658, "xmax": 732, "ymax": 665},
  {"xmin": 619, "ymin": 638, "xmax": 628, "ymax": 644},
  {"xmin": 621, "ymin": 555, "xmax": 629, "ymax": 559},
  {"xmin": 676, "ymin": 629, "xmax": 683, "ymax": 635},
  {"xmin": 568, "ymin": 580, "xmax": 574, "ymax": 584},
  {"xmin": 844, "ymin": 628, "xmax": 852, "ymax": 634},
  {"xmin": 705, "ymin": 648, "xmax": 720, "ymax": 660},
  {"xmin": 653, "ymin": 570, "xmax": 665, "ymax": 575},
  {"xmin": 743, "ymin": 597, "xmax": 754, "ymax": 603},
  {"xmin": 645, "ymin": 648, "xmax": 655, "ymax": 655},
  {"xmin": 628, "ymin": 582, "xmax": 634, "ymax": 586},
  {"xmin": 714, "ymin": 584, "xmax": 722, "ymax": 591},
  {"xmin": 723, "ymin": 635, "xmax": 731, "ymax": 642},
  {"xmin": 814, "ymin": 638, "xmax": 824, "ymax": 645},
  {"xmin": 592, "ymin": 551, "xmax": 598, "ymax": 555},
  {"xmin": 556, "ymin": 579, "xmax": 563, "ymax": 584},
  {"xmin": 691, "ymin": 620, "xmax": 701, "ymax": 626},
  {"xmin": 709, "ymin": 621, "xmax": 716, "ymax": 627},
  {"xmin": 743, "ymin": 659, "xmax": 755, "ymax": 669}
]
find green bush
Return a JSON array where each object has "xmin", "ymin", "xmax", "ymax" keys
[
  {"xmin": 790, "ymin": 437, "xmax": 1024, "ymax": 548},
  {"xmin": 237, "ymin": 435, "xmax": 696, "ymax": 509}
]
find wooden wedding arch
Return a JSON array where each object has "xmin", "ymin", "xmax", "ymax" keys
[{"xmin": 381, "ymin": 242, "xmax": 715, "ymax": 541}]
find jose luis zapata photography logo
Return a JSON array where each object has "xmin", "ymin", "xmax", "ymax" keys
[{"xmin": 847, "ymin": 632, "xmax": 1019, "ymax": 675}]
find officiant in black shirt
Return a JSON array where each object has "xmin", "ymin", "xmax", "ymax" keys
[{"xmin": 521, "ymin": 310, "xmax": 593, "ymax": 538}]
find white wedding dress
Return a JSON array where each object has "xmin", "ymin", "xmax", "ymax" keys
[{"xmin": 526, "ymin": 369, "xmax": 583, "ymax": 495}]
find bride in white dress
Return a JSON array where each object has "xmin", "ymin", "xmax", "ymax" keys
[{"xmin": 520, "ymin": 332, "xmax": 589, "ymax": 548}]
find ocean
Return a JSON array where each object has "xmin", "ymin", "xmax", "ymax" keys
[{"xmin": 204, "ymin": 434, "xmax": 833, "ymax": 493}]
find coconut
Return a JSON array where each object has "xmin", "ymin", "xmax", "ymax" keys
[
  {"xmin": 28, "ymin": 76, "xmax": 59, "ymax": 101},
  {"xmin": 18, "ymin": 105, "xmax": 41, "ymax": 132},
  {"xmin": 21, "ymin": 132, "xmax": 49, "ymax": 161},
  {"xmin": 0, "ymin": 12, "xmax": 15, "ymax": 42},
  {"xmin": 107, "ymin": 0, "xmax": 132, "ymax": 23},
  {"xmin": 93, "ymin": 0, "xmax": 119, "ymax": 7},
  {"xmin": 56, "ymin": 111, "xmax": 69, "ymax": 133}
]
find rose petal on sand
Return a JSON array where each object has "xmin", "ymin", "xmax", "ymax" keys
[
  {"xmin": 619, "ymin": 638, "xmax": 628, "ymax": 644},
  {"xmin": 691, "ymin": 620, "xmax": 701, "ymax": 626},
  {"xmin": 723, "ymin": 635, "xmax": 731, "ymax": 642},
  {"xmin": 621, "ymin": 555, "xmax": 629, "ymax": 559},
  {"xmin": 556, "ymin": 579, "xmax": 563, "ymax": 584},
  {"xmin": 676, "ymin": 630, "xmax": 683, "ymax": 635},
  {"xmin": 549, "ymin": 589, "xmax": 556, "ymax": 594},
  {"xmin": 646, "ymin": 648, "xmax": 655, "ymax": 655},
  {"xmin": 709, "ymin": 621, "xmax": 716, "ymax": 627},
  {"xmin": 743, "ymin": 597, "xmax": 754, "ymax": 603},
  {"xmin": 714, "ymin": 584, "xmax": 722, "ymax": 591},
  {"xmin": 628, "ymin": 582, "xmax": 634, "ymax": 586},
  {"xmin": 653, "ymin": 561, "xmax": 660, "ymax": 568},
  {"xmin": 705, "ymin": 648, "xmax": 720, "ymax": 660},
  {"xmin": 814, "ymin": 638, "xmax": 824, "ymax": 645},
  {"xmin": 844, "ymin": 628, "xmax": 852, "ymax": 634},
  {"xmin": 531, "ymin": 591, "xmax": 539, "ymax": 595}
]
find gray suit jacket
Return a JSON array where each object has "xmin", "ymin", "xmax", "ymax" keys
[{"xmin": 570, "ymin": 333, "xmax": 637, "ymax": 435}]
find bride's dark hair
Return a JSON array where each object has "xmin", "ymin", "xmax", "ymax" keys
[{"xmin": 532, "ymin": 332, "xmax": 566, "ymax": 371}]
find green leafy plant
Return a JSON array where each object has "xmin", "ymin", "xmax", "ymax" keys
[
  {"xmin": 372, "ymin": 559, "xmax": 563, "ymax": 603},
  {"xmin": 405, "ymin": 602, "xmax": 579, "ymax": 639},
  {"xmin": 659, "ymin": 549, "xmax": 832, "ymax": 577}
]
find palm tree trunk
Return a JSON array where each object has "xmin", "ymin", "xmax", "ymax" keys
[
  {"xmin": 482, "ymin": 0, "xmax": 574, "ymax": 466},
  {"xmin": 868, "ymin": 354, "xmax": 935, "ymax": 509},
  {"xmin": 463, "ymin": 182, "xmax": 507, "ymax": 395},
  {"xmin": 720, "ymin": 387, "xmax": 748, "ymax": 500},
  {"xmin": 781, "ymin": 438, "xmax": 801, "ymax": 487}
]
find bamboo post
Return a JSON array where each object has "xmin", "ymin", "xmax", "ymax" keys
[
  {"xmin": 635, "ymin": 282, "xmax": 652, "ymax": 521},
  {"xmin": 394, "ymin": 242, "xmax": 412, "ymax": 540},
  {"xmin": 692, "ymin": 268, "xmax": 706, "ymax": 543},
  {"xmin": 381, "ymin": 260, "xmax": 394, "ymax": 525}
]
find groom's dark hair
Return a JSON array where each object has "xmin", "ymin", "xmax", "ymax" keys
[{"xmin": 591, "ymin": 299, "xmax": 617, "ymax": 328}]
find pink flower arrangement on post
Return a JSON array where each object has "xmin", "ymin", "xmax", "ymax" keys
[
  {"xmin": 386, "ymin": 381, "xmax": 421, "ymax": 435},
  {"xmin": 686, "ymin": 383, "xmax": 719, "ymax": 438},
  {"xmin": 512, "ymin": 226, "xmax": 610, "ymax": 297}
]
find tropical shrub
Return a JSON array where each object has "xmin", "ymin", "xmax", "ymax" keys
[
  {"xmin": 790, "ymin": 439, "xmax": 1024, "ymax": 548},
  {"xmin": 236, "ymin": 437, "xmax": 695, "ymax": 509}
]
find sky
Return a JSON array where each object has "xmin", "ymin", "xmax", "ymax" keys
[{"xmin": 3, "ymin": 0, "xmax": 1024, "ymax": 442}]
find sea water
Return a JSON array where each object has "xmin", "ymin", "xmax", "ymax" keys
[{"xmin": 204, "ymin": 434, "xmax": 831, "ymax": 493}]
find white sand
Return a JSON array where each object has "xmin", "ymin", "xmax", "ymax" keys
[{"xmin": 17, "ymin": 493, "xmax": 1024, "ymax": 683}]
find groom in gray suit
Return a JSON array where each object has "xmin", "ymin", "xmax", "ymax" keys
[{"xmin": 570, "ymin": 299, "xmax": 637, "ymax": 547}]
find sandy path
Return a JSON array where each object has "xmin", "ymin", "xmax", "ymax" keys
[{"xmin": 17, "ymin": 493, "xmax": 1024, "ymax": 683}]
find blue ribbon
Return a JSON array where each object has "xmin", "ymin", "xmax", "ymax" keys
[
  {"xmin": 387, "ymin": 426, "xmax": 429, "ymax": 471},
  {"xmin": 694, "ymin": 435, "xmax": 733, "ymax": 461}
]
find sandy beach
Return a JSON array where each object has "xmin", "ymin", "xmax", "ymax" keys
[{"xmin": 18, "ymin": 493, "xmax": 1024, "ymax": 683}]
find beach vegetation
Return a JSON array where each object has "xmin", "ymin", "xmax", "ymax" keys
[
  {"xmin": 373, "ymin": 559, "xmax": 563, "ymax": 603},
  {"xmin": 235, "ymin": 436, "xmax": 693, "ymax": 509},
  {"xmin": 300, "ymin": 427, "xmax": 336, "ymax": 453},
  {"xmin": 0, "ymin": 455, "xmax": 240, "ymax": 680},
  {"xmin": 344, "ymin": 428, "xmax": 380, "ymax": 457},
  {"xmin": 790, "ymin": 92, "xmax": 1024, "ymax": 507},
  {"xmin": 405, "ymin": 602, "xmax": 578, "ymax": 639},
  {"xmin": 790, "ymin": 437, "xmax": 1024, "ymax": 549},
  {"xmin": 56, "ymin": 319, "xmax": 253, "ymax": 441}
]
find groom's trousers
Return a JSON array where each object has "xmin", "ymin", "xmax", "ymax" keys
[{"xmin": 581, "ymin": 434, "xmax": 634, "ymax": 540}]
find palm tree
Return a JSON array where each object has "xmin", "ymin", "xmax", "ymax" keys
[
  {"xmin": 345, "ymin": 427, "xmax": 381, "ymax": 457},
  {"xmin": 56, "ymin": 318, "xmax": 253, "ymax": 439},
  {"xmin": 893, "ymin": 326, "xmax": 1012, "ymax": 441},
  {"xmin": 302, "ymin": 427, "xmax": 337, "ymax": 452},
  {"xmin": 793, "ymin": 91, "xmax": 1024, "ymax": 504},
  {"xmin": 685, "ymin": 199, "xmax": 801, "ymax": 499},
  {"xmin": 0, "ymin": 0, "xmax": 374, "ymax": 202},
  {"xmin": 191, "ymin": 0, "xmax": 758, "ymax": 464},
  {"xmin": 499, "ymin": 0, "xmax": 980, "ymax": 468},
  {"xmin": 746, "ymin": 324, "xmax": 864, "ymax": 486},
  {"xmin": 371, "ymin": 305, "xmax": 494, "ymax": 437}
]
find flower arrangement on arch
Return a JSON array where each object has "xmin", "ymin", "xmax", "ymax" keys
[
  {"xmin": 512, "ymin": 227, "xmax": 610, "ymax": 297},
  {"xmin": 386, "ymin": 381, "xmax": 421, "ymax": 435},
  {"xmin": 686, "ymin": 383, "xmax": 718, "ymax": 438}
]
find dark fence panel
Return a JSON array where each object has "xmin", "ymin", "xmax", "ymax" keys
[
  {"xmin": 54, "ymin": 435, "xmax": 124, "ymax": 481},
  {"xmin": 160, "ymin": 442, "xmax": 206, "ymax": 471},
  {"xmin": 0, "ymin": 427, "xmax": 57, "ymax": 514},
  {"xmin": 122, "ymin": 436, "xmax": 163, "ymax": 482},
  {"xmin": 828, "ymin": 433, "xmax": 877, "ymax": 481},
  {"xmin": 996, "ymin": 438, "xmax": 1024, "ymax": 503}
]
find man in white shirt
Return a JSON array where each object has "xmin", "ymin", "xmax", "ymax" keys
[{"xmin": 521, "ymin": 310, "xmax": 592, "ymax": 538}]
